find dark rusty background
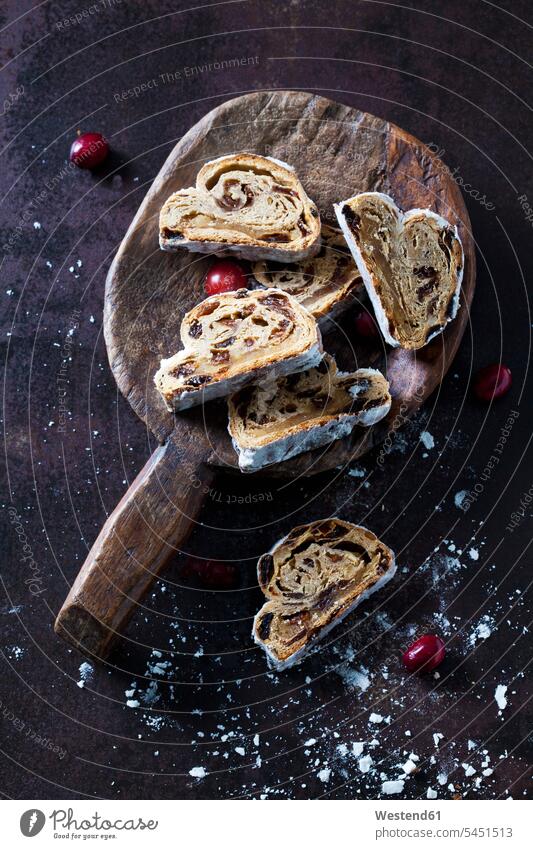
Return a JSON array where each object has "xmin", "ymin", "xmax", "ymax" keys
[{"xmin": 1, "ymin": 0, "xmax": 531, "ymax": 800}]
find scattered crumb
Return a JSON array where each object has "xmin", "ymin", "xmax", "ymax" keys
[
  {"xmin": 382, "ymin": 779, "xmax": 405, "ymax": 795},
  {"xmin": 420, "ymin": 431, "xmax": 435, "ymax": 450},
  {"xmin": 78, "ymin": 661, "xmax": 94, "ymax": 687},
  {"xmin": 358, "ymin": 755, "xmax": 373, "ymax": 774},
  {"xmin": 469, "ymin": 616, "xmax": 493, "ymax": 646},
  {"xmin": 462, "ymin": 763, "xmax": 476, "ymax": 777},
  {"xmin": 495, "ymin": 684, "xmax": 508, "ymax": 711},
  {"xmin": 189, "ymin": 766, "xmax": 206, "ymax": 779},
  {"xmin": 454, "ymin": 490, "xmax": 469, "ymax": 509},
  {"xmin": 337, "ymin": 665, "xmax": 371, "ymax": 692}
]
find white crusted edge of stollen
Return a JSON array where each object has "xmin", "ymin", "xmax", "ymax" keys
[
  {"xmin": 159, "ymin": 235, "xmax": 321, "ymax": 263},
  {"xmin": 229, "ymin": 366, "xmax": 391, "ymax": 471},
  {"xmin": 231, "ymin": 414, "xmax": 357, "ymax": 473},
  {"xmin": 155, "ymin": 341, "xmax": 323, "ymax": 412},
  {"xmin": 334, "ymin": 191, "xmax": 464, "ymax": 348},
  {"xmin": 252, "ymin": 533, "xmax": 397, "ymax": 671}
]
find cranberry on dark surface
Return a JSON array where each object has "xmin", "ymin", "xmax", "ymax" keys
[
  {"xmin": 204, "ymin": 259, "xmax": 248, "ymax": 296},
  {"xmin": 402, "ymin": 634, "xmax": 446, "ymax": 673},
  {"xmin": 473, "ymin": 364, "xmax": 512, "ymax": 401},
  {"xmin": 69, "ymin": 132, "xmax": 109, "ymax": 169},
  {"xmin": 354, "ymin": 308, "xmax": 380, "ymax": 340},
  {"xmin": 182, "ymin": 558, "xmax": 239, "ymax": 589}
]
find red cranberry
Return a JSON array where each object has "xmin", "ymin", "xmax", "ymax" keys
[
  {"xmin": 69, "ymin": 132, "xmax": 109, "ymax": 169},
  {"xmin": 354, "ymin": 309, "xmax": 380, "ymax": 340},
  {"xmin": 473, "ymin": 364, "xmax": 512, "ymax": 402},
  {"xmin": 402, "ymin": 634, "xmax": 445, "ymax": 673},
  {"xmin": 204, "ymin": 260, "xmax": 248, "ymax": 296},
  {"xmin": 183, "ymin": 558, "xmax": 239, "ymax": 589}
]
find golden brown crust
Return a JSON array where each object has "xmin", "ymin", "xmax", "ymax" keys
[
  {"xmin": 252, "ymin": 224, "xmax": 362, "ymax": 319},
  {"xmin": 154, "ymin": 288, "xmax": 322, "ymax": 411},
  {"xmin": 159, "ymin": 153, "xmax": 321, "ymax": 261},
  {"xmin": 253, "ymin": 518, "xmax": 396, "ymax": 669}
]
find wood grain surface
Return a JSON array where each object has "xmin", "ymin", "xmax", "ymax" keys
[{"xmin": 104, "ymin": 90, "xmax": 475, "ymax": 472}]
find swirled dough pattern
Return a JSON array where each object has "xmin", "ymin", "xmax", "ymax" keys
[
  {"xmin": 160, "ymin": 154, "xmax": 321, "ymax": 261},
  {"xmin": 253, "ymin": 518, "xmax": 396, "ymax": 669},
  {"xmin": 252, "ymin": 225, "xmax": 362, "ymax": 320}
]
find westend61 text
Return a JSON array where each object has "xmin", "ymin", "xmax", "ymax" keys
[{"xmin": 375, "ymin": 809, "xmax": 441, "ymax": 820}]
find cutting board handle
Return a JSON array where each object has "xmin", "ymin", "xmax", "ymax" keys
[{"xmin": 54, "ymin": 433, "xmax": 213, "ymax": 659}]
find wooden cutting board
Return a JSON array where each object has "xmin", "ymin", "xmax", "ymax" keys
[{"xmin": 55, "ymin": 91, "xmax": 475, "ymax": 659}]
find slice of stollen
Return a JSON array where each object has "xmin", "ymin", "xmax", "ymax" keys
[
  {"xmin": 160, "ymin": 153, "xmax": 321, "ymax": 262},
  {"xmin": 154, "ymin": 288, "xmax": 322, "ymax": 411},
  {"xmin": 228, "ymin": 354, "xmax": 391, "ymax": 472},
  {"xmin": 251, "ymin": 224, "xmax": 363, "ymax": 321},
  {"xmin": 253, "ymin": 518, "xmax": 396, "ymax": 670},
  {"xmin": 335, "ymin": 192, "xmax": 464, "ymax": 350}
]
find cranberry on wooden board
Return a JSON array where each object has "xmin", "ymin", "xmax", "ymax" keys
[
  {"xmin": 402, "ymin": 634, "xmax": 446, "ymax": 673},
  {"xmin": 204, "ymin": 259, "xmax": 248, "ymax": 296},
  {"xmin": 354, "ymin": 308, "xmax": 380, "ymax": 340},
  {"xmin": 69, "ymin": 132, "xmax": 109, "ymax": 169},
  {"xmin": 473, "ymin": 364, "xmax": 512, "ymax": 401},
  {"xmin": 182, "ymin": 558, "xmax": 239, "ymax": 589}
]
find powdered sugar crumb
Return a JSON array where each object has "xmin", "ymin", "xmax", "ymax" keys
[
  {"xmin": 495, "ymin": 684, "xmax": 508, "ymax": 711},
  {"xmin": 382, "ymin": 779, "xmax": 404, "ymax": 795},
  {"xmin": 420, "ymin": 431, "xmax": 435, "ymax": 450},
  {"xmin": 358, "ymin": 755, "xmax": 373, "ymax": 773},
  {"xmin": 189, "ymin": 766, "xmax": 207, "ymax": 779},
  {"xmin": 454, "ymin": 490, "xmax": 469, "ymax": 509}
]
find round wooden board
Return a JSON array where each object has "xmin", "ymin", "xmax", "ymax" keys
[{"xmin": 104, "ymin": 90, "xmax": 475, "ymax": 477}]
